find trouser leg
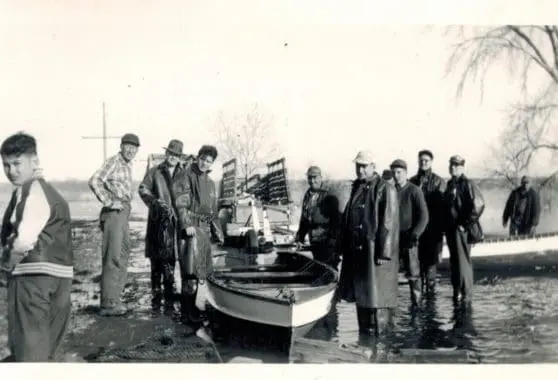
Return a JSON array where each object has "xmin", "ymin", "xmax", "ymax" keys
[
  {"xmin": 372, "ymin": 308, "xmax": 394, "ymax": 337},
  {"xmin": 402, "ymin": 245, "xmax": 421, "ymax": 306},
  {"xmin": 150, "ymin": 257, "xmax": 163, "ymax": 306},
  {"xmin": 162, "ymin": 257, "xmax": 176, "ymax": 304},
  {"xmin": 178, "ymin": 237, "xmax": 201, "ymax": 326},
  {"xmin": 100, "ymin": 207, "xmax": 130, "ymax": 308},
  {"xmin": 9, "ymin": 275, "xmax": 70, "ymax": 362},
  {"xmin": 356, "ymin": 306, "xmax": 373, "ymax": 334},
  {"xmin": 446, "ymin": 228, "xmax": 473, "ymax": 303}
]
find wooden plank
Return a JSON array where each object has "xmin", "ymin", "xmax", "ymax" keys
[{"xmin": 291, "ymin": 337, "xmax": 372, "ymax": 363}]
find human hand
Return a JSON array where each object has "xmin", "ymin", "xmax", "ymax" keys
[
  {"xmin": 503, "ymin": 220, "xmax": 508, "ymax": 228},
  {"xmin": 185, "ymin": 227, "xmax": 196, "ymax": 237},
  {"xmin": 110, "ymin": 200, "xmax": 124, "ymax": 211},
  {"xmin": 529, "ymin": 226, "xmax": 537, "ymax": 236},
  {"xmin": 375, "ymin": 258, "xmax": 390, "ymax": 266}
]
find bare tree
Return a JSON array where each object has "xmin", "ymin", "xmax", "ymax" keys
[
  {"xmin": 446, "ymin": 26, "xmax": 558, "ymax": 187},
  {"xmin": 212, "ymin": 103, "xmax": 280, "ymax": 182}
]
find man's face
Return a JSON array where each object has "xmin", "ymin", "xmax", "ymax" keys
[
  {"xmin": 165, "ymin": 151, "xmax": 181, "ymax": 167},
  {"xmin": 197, "ymin": 154, "xmax": 215, "ymax": 173},
  {"xmin": 449, "ymin": 163, "xmax": 463, "ymax": 177},
  {"xmin": 307, "ymin": 174, "xmax": 322, "ymax": 190},
  {"xmin": 2, "ymin": 153, "xmax": 37, "ymax": 186},
  {"xmin": 392, "ymin": 167, "xmax": 407, "ymax": 185},
  {"xmin": 521, "ymin": 179, "xmax": 531, "ymax": 190},
  {"xmin": 355, "ymin": 163, "xmax": 374, "ymax": 180},
  {"xmin": 120, "ymin": 143, "xmax": 138, "ymax": 162},
  {"xmin": 418, "ymin": 154, "xmax": 432, "ymax": 171}
]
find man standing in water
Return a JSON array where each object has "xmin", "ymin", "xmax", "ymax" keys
[
  {"xmin": 89, "ymin": 133, "xmax": 140, "ymax": 316},
  {"xmin": 138, "ymin": 139, "xmax": 188, "ymax": 312},
  {"xmin": 390, "ymin": 159, "xmax": 429, "ymax": 308},
  {"xmin": 409, "ymin": 150, "xmax": 445, "ymax": 295},
  {"xmin": 295, "ymin": 166, "xmax": 341, "ymax": 269},
  {"xmin": 338, "ymin": 151, "xmax": 399, "ymax": 336},
  {"xmin": 1, "ymin": 132, "xmax": 73, "ymax": 361},
  {"xmin": 443, "ymin": 155, "xmax": 485, "ymax": 306},
  {"xmin": 502, "ymin": 175, "xmax": 541, "ymax": 237},
  {"xmin": 172, "ymin": 144, "xmax": 224, "ymax": 327}
]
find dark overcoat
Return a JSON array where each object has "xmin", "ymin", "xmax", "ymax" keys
[
  {"xmin": 138, "ymin": 162, "xmax": 187, "ymax": 259},
  {"xmin": 337, "ymin": 174, "xmax": 400, "ymax": 309},
  {"xmin": 502, "ymin": 187, "xmax": 541, "ymax": 231}
]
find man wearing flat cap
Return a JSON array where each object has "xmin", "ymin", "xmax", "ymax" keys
[
  {"xmin": 173, "ymin": 144, "xmax": 225, "ymax": 327},
  {"xmin": 89, "ymin": 133, "xmax": 140, "ymax": 316},
  {"xmin": 502, "ymin": 175, "xmax": 541, "ymax": 237},
  {"xmin": 390, "ymin": 159, "xmax": 429, "ymax": 307},
  {"xmin": 443, "ymin": 155, "xmax": 485, "ymax": 306},
  {"xmin": 337, "ymin": 150, "xmax": 399, "ymax": 336},
  {"xmin": 409, "ymin": 149, "xmax": 446, "ymax": 295},
  {"xmin": 295, "ymin": 166, "xmax": 341, "ymax": 269},
  {"xmin": 138, "ymin": 139, "xmax": 188, "ymax": 313}
]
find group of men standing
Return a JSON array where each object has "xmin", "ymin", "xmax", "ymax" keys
[{"xmin": 295, "ymin": 149, "xmax": 486, "ymax": 336}]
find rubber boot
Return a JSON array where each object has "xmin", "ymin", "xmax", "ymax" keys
[{"xmin": 357, "ymin": 306, "xmax": 374, "ymax": 335}]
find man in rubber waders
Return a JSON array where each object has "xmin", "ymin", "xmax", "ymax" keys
[
  {"xmin": 172, "ymin": 144, "xmax": 224, "ymax": 327},
  {"xmin": 409, "ymin": 149, "xmax": 445, "ymax": 295},
  {"xmin": 390, "ymin": 159, "xmax": 429, "ymax": 308},
  {"xmin": 295, "ymin": 166, "xmax": 342, "ymax": 270},
  {"xmin": 138, "ymin": 139, "xmax": 188, "ymax": 313},
  {"xmin": 337, "ymin": 150, "xmax": 399, "ymax": 336},
  {"xmin": 502, "ymin": 175, "xmax": 541, "ymax": 237},
  {"xmin": 443, "ymin": 155, "xmax": 485, "ymax": 306}
]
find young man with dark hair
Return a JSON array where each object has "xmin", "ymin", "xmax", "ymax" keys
[
  {"xmin": 172, "ymin": 144, "xmax": 224, "ymax": 327},
  {"xmin": 89, "ymin": 133, "xmax": 140, "ymax": 316},
  {"xmin": 1, "ymin": 132, "xmax": 74, "ymax": 362}
]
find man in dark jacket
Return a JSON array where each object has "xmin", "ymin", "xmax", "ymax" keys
[
  {"xmin": 390, "ymin": 159, "xmax": 429, "ymax": 307},
  {"xmin": 172, "ymin": 144, "xmax": 224, "ymax": 327},
  {"xmin": 295, "ymin": 166, "xmax": 341, "ymax": 269},
  {"xmin": 138, "ymin": 139, "xmax": 188, "ymax": 312},
  {"xmin": 443, "ymin": 155, "xmax": 485, "ymax": 306},
  {"xmin": 409, "ymin": 149, "xmax": 445, "ymax": 295},
  {"xmin": 338, "ymin": 150, "xmax": 399, "ymax": 336},
  {"xmin": 503, "ymin": 176, "xmax": 541, "ymax": 237}
]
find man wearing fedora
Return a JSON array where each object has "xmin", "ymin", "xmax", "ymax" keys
[
  {"xmin": 138, "ymin": 139, "xmax": 188, "ymax": 313},
  {"xmin": 337, "ymin": 150, "xmax": 399, "ymax": 336},
  {"xmin": 295, "ymin": 166, "xmax": 342, "ymax": 270},
  {"xmin": 390, "ymin": 159, "xmax": 429, "ymax": 308},
  {"xmin": 89, "ymin": 133, "xmax": 140, "ymax": 316},
  {"xmin": 443, "ymin": 155, "xmax": 485, "ymax": 306}
]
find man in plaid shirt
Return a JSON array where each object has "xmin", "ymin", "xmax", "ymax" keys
[{"xmin": 88, "ymin": 133, "xmax": 140, "ymax": 316}]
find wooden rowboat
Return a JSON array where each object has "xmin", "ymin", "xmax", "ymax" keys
[
  {"xmin": 440, "ymin": 231, "xmax": 558, "ymax": 259},
  {"xmin": 206, "ymin": 248, "xmax": 338, "ymax": 354}
]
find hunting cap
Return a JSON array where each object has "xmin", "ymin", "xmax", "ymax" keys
[
  {"xmin": 449, "ymin": 155, "xmax": 465, "ymax": 166},
  {"xmin": 306, "ymin": 166, "xmax": 322, "ymax": 177},
  {"xmin": 353, "ymin": 150, "xmax": 375, "ymax": 165},
  {"xmin": 164, "ymin": 139, "xmax": 184, "ymax": 156},
  {"xmin": 121, "ymin": 133, "xmax": 140, "ymax": 147},
  {"xmin": 382, "ymin": 169, "xmax": 393, "ymax": 180},
  {"xmin": 418, "ymin": 149, "xmax": 434, "ymax": 159},
  {"xmin": 390, "ymin": 159, "xmax": 407, "ymax": 170}
]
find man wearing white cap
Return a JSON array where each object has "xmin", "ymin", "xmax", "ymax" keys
[
  {"xmin": 443, "ymin": 155, "xmax": 485, "ymax": 306},
  {"xmin": 337, "ymin": 150, "xmax": 400, "ymax": 336}
]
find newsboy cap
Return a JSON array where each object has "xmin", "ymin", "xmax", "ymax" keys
[
  {"xmin": 121, "ymin": 133, "xmax": 140, "ymax": 147},
  {"xmin": 353, "ymin": 150, "xmax": 375, "ymax": 165},
  {"xmin": 390, "ymin": 159, "xmax": 408, "ymax": 170},
  {"xmin": 306, "ymin": 166, "xmax": 322, "ymax": 177},
  {"xmin": 449, "ymin": 155, "xmax": 465, "ymax": 165}
]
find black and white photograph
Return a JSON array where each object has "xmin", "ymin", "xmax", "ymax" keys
[{"xmin": 0, "ymin": 0, "xmax": 556, "ymax": 377}]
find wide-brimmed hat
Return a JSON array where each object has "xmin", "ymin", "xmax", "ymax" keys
[
  {"xmin": 353, "ymin": 150, "xmax": 375, "ymax": 165},
  {"xmin": 164, "ymin": 139, "xmax": 184, "ymax": 156}
]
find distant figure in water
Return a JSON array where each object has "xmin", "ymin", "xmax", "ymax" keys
[
  {"xmin": 337, "ymin": 150, "xmax": 400, "ymax": 337},
  {"xmin": 443, "ymin": 155, "xmax": 485, "ymax": 306},
  {"xmin": 502, "ymin": 176, "xmax": 541, "ymax": 237},
  {"xmin": 138, "ymin": 139, "xmax": 188, "ymax": 313},
  {"xmin": 295, "ymin": 165, "xmax": 341, "ymax": 270}
]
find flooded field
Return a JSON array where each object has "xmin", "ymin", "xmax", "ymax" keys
[{"xmin": 1, "ymin": 199, "xmax": 558, "ymax": 363}]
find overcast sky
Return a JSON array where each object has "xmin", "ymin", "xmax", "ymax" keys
[{"xmin": 0, "ymin": 0, "xmax": 552, "ymax": 182}]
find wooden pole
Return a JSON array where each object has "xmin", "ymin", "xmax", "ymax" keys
[{"xmin": 81, "ymin": 102, "xmax": 122, "ymax": 162}]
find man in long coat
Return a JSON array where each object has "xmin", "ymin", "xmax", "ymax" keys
[
  {"xmin": 138, "ymin": 139, "xmax": 187, "ymax": 312},
  {"xmin": 172, "ymin": 144, "xmax": 224, "ymax": 327},
  {"xmin": 443, "ymin": 155, "xmax": 485, "ymax": 306},
  {"xmin": 295, "ymin": 166, "xmax": 341, "ymax": 269},
  {"xmin": 338, "ymin": 150, "xmax": 399, "ymax": 336},
  {"xmin": 502, "ymin": 176, "xmax": 541, "ymax": 237},
  {"xmin": 409, "ymin": 149, "xmax": 445, "ymax": 295}
]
